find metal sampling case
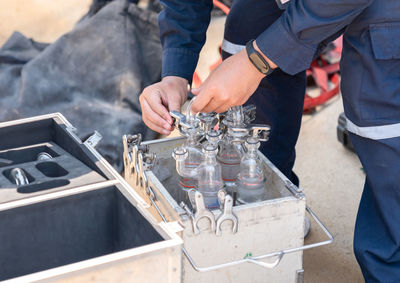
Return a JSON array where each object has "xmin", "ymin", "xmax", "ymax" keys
[
  {"xmin": 0, "ymin": 114, "xmax": 182, "ymax": 283},
  {"xmin": 123, "ymin": 135, "xmax": 333, "ymax": 283}
]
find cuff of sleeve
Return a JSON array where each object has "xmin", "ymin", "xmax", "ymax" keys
[
  {"xmin": 256, "ymin": 17, "xmax": 317, "ymax": 75},
  {"xmin": 162, "ymin": 48, "xmax": 199, "ymax": 84}
]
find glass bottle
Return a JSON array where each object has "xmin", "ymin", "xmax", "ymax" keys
[
  {"xmin": 237, "ymin": 137, "xmax": 266, "ymax": 203},
  {"xmin": 217, "ymin": 135, "xmax": 244, "ymax": 185},
  {"xmin": 217, "ymin": 106, "xmax": 246, "ymax": 186},
  {"xmin": 197, "ymin": 143, "xmax": 224, "ymax": 209},
  {"xmin": 172, "ymin": 128, "xmax": 203, "ymax": 191}
]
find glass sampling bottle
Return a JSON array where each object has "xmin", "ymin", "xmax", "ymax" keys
[
  {"xmin": 218, "ymin": 106, "xmax": 246, "ymax": 186},
  {"xmin": 172, "ymin": 128, "xmax": 203, "ymax": 190},
  {"xmin": 217, "ymin": 136, "xmax": 244, "ymax": 185},
  {"xmin": 237, "ymin": 137, "xmax": 266, "ymax": 203},
  {"xmin": 197, "ymin": 143, "xmax": 224, "ymax": 209}
]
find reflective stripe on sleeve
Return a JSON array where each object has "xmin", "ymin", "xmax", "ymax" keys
[
  {"xmin": 222, "ymin": 39, "xmax": 245, "ymax": 55},
  {"xmin": 346, "ymin": 117, "xmax": 400, "ymax": 140}
]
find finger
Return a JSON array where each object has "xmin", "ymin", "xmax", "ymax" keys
[
  {"xmin": 214, "ymin": 104, "xmax": 232, "ymax": 113},
  {"xmin": 191, "ymin": 89, "xmax": 213, "ymax": 113},
  {"xmin": 200, "ymin": 98, "xmax": 222, "ymax": 113},
  {"xmin": 142, "ymin": 99, "xmax": 173, "ymax": 131},
  {"xmin": 168, "ymin": 95, "xmax": 183, "ymax": 112},
  {"xmin": 143, "ymin": 117, "xmax": 172, "ymax": 136},
  {"xmin": 146, "ymin": 90, "xmax": 173, "ymax": 124}
]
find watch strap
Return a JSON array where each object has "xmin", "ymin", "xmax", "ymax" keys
[{"xmin": 246, "ymin": 39, "xmax": 273, "ymax": 76}]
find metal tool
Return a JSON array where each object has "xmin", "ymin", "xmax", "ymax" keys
[
  {"xmin": 249, "ymin": 124, "xmax": 271, "ymax": 142},
  {"xmin": 216, "ymin": 192, "xmax": 238, "ymax": 236},
  {"xmin": 198, "ymin": 112, "xmax": 218, "ymax": 133},
  {"xmin": 36, "ymin": 152, "xmax": 53, "ymax": 161},
  {"xmin": 10, "ymin": 168, "xmax": 29, "ymax": 186},
  {"xmin": 190, "ymin": 190, "xmax": 216, "ymax": 234}
]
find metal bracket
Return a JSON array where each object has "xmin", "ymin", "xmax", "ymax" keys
[
  {"xmin": 83, "ymin": 131, "xmax": 103, "ymax": 148},
  {"xmin": 296, "ymin": 269, "xmax": 305, "ymax": 283},
  {"xmin": 190, "ymin": 190, "xmax": 216, "ymax": 235},
  {"xmin": 182, "ymin": 205, "xmax": 333, "ymax": 272},
  {"xmin": 216, "ymin": 192, "xmax": 238, "ymax": 236}
]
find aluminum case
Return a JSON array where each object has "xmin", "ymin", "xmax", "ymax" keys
[
  {"xmin": 123, "ymin": 136, "xmax": 333, "ymax": 283},
  {"xmin": 0, "ymin": 114, "xmax": 182, "ymax": 283}
]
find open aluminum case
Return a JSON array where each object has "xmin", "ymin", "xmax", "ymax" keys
[
  {"xmin": 123, "ymin": 135, "xmax": 334, "ymax": 283},
  {"xmin": 0, "ymin": 114, "xmax": 182, "ymax": 283}
]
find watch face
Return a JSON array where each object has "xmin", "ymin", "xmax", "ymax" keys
[{"xmin": 249, "ymin": 53, "xmax": 269, "ymax": 74}]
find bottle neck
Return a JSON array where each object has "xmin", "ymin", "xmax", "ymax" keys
[
  {"xmin": 245, "ymin": 144, "xmax": 258, "ymax": 158},
  {"xmin": 204, "ymin": 151, "xmax": 217, "ymax": 163}
]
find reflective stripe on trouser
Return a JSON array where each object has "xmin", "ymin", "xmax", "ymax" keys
[
  {"xmin": 346, "ymin": 117, "xmax": 400, "ymax": 140},
  {"xmin": 348, "ymin": 132, "xmax": 400, "ymax": 282}
]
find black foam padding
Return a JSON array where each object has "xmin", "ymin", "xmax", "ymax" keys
[
  {"xmin": 0, "ymin": 119, "xmax": 53, "ymax": 150},
  {"xmin": 0, "ymin": 118, "xmax": 110, "ymax": 179},
  {"xmin": 0, "ymin": 142, "xmax": 106, "ymax": 203},
  {"xmin": 0, "ymin": 186, "xmax": 163, "ymax": 281}
]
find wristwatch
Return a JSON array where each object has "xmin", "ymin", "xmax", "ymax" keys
[{"xmin": 246, "ymin": 39, "xmax": 274, "ymax": 75}]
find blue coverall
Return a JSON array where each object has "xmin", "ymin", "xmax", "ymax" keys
[{"xmin": 159, "ymin": 0, "xmax": 400, "ymax": 281}]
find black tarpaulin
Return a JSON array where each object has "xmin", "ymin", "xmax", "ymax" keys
[{"xmin": 0, "ymin": 0, "xmax": 160, "ymax": 171}]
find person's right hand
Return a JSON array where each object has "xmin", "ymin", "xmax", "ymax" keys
[{"xmin": 139, "ymin": 76, "xmax": 188, "ymax": 135}]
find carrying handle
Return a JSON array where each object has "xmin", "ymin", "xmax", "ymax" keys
[{"xmin": 181, "ymin": 205, "xmax": 333, "ymax": 272}]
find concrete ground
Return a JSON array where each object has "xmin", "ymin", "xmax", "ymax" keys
[
  {"xmin": 0, "ymin": 0, "xmax": 91, "ymax": 45},
  {"xmin": 0, "ymin": 2, "xmax": 365, "ymax": 282}
]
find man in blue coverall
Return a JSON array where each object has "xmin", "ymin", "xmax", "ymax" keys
[{"xmin": 140, "ymin": 0, "xmax": 400, "ymax": 281}]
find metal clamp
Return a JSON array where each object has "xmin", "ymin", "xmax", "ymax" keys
[
  {"xmin": 170, "ymin": 111, "xmax": 193, "ymax": 129},
  {"xmin": 182, "ymin": 205, "xmax": 333, "ymax": 272},
  {"xmin": 216, "ymin": 190, "xmax": 238, "ymax": 236},
  {"xmin": 249, "ymin": 124, "xmax": 271, "ymax": 142},
  {"xmin": 198, "ymin": 112, "xmax": 218, "ymax": 133},
  {"xmin": 189, "ymin": 190, "xmax": 216, "ymax": 234}
]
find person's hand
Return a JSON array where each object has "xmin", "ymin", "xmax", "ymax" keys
[
  {"xmin": 140, "ymin": 76, "xmax": 188, "ymax": 135},
  {"xmin": 191, "ymin": 41, "xmax": 276, "ymax": 113}
]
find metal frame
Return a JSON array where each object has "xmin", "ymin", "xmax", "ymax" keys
[
  {"xmin": 151, "ymin": 193, "xmax": 333, "ymax": 272},
  {"xmin": 124, "ymin": 134, "xmax": 334, "ymax": 273}
]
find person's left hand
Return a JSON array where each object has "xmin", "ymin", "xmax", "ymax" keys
[{"xmin": 191, "ymin": 47, "xmax": 268, "ymax": 113}]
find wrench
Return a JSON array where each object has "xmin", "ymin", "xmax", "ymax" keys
[
  {"xmin": 190, "ymin": 190, "xmax": 216, "ymax": 235},
  {"xmin": 216, "ymin": 193, "xmax": 238, "ymax": 236}
]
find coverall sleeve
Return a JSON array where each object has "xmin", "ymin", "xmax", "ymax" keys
[
  {"xmin": 257, "ymin": 0, "xmax": 373, "ymax": 75},
  {"xmin": 158, "ymin": 0, "xmax": 213, "ymax": 82}
]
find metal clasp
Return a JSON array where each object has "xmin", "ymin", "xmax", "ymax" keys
[{"xmin": 83, "ymin": 131, "xmax": 103, "ymax": 148}]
